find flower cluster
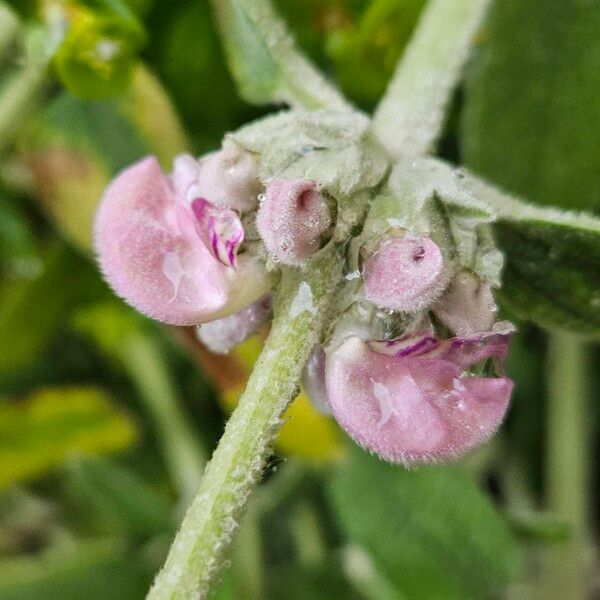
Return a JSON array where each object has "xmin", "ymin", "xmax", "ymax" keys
[{"xmin": 95, "ymin": 120, "xmax": 514, "ymax": 466}]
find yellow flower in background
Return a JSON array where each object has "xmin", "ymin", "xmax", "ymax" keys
[{"xmin": 218, "ymin": 335, "xmax": 344, "ymax": 462}]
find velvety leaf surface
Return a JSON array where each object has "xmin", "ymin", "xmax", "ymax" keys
[
  {"xmin": 462, "ymin": 0, "xmax": 600, "ymax": 331},
  {"xmin": 329, "ymin": 450, "xmax": 520, "ymax": 600}
]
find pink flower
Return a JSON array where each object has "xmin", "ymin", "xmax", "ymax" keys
[
  {"xmin": 256, "ymin": 179, "xmax": 331, "ymax": 265},
  {"xmin": 433, "ymin": 271, "xmax": 497, "ymax": 335},
  {"xmin": 197, "ymin": 296, "xmax": 272, "ymax": 354},
  {"xmin": 172, "ymin": 141, "xmax": 261, "ymax": 212},
  {"xmin": 95, "ymin": 156, "xmax": 268, "ymax": 326},
  {"xmin": 362, "ymin": 235, "xmax": 448, "ymax": 312},
  {"xmin": 324, "ymin": 324, "xmax": 514, "ymax": 465}
]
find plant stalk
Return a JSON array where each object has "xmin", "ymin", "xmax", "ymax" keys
[
  {"xmin": 373, "ymin": 0, "xmax": 492, "ymax": 158},
  {"xmin": 147, "ymin": 246, "xmax": 343, "ymax": 599},
  {"xmin": 121, "ymin": 333, "xmax": 206, "ymax": 506},
  {"xmin": 543, "ymin": 332, "xmax": 590, "ymax": 599}
]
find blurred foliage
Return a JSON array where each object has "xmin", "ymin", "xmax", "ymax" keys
[
  {"xmin": 462, "ymin": 0, "xmax": 600, "ymax": 332},
  {"xmin": 0, "ymin": 0, "xmax": 597, "ymax": 598},
  {"xmin": 330, "ymin": 449, "xmax": 520, "ymax": 599},
  {"xmin": 0, "ymin": 387, "xmax": 138, "ymax": 489}
]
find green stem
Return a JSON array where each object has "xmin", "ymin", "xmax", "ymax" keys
[
  {"xmin": 147, "ymin": 247, "xmax": 343, "ymax": 599},
  {"xmin": 0, "ymin": 2, "xmax": 19, "ymax": 61},
  {"xmin": 542, "ymin": 332, "xmax": 589, "ymax": 599},
  {"xmin": 120, "ymin": 333, "xmax": 206, "ymax": 506},
  {"xmin": 373, "ymin": 0, "xmax": 492, "ymax": 158},
  {"xmin": 0, "ymin": 62, "xmax": 47, "ymax": 157}
]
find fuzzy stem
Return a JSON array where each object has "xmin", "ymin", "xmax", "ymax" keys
[
  {"xmin": 373, "ymin": 0, "xmax": 492, "ymax": 158},
  {"xmin": 543, "ymin": 333, "xmax": 589, "ymax": 599},
  {"xmin": 147, "ymin": 247, "xmax": 343, "ymax": 599},
  {"xmin": 121, "ymin": 333, "xmax": 206, "ymax": 506}
]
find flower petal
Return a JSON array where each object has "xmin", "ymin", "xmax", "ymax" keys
[
  {"xmin": 302, "ymin": 346, "xmax": 331, "ymax": 415},
  {"xmin": 95, "ymin": 156, "xmax": 268, "ymax": 326},
  {"xmin": 191, "ymin": 198, "xmax": 244, "ymax": 267},
  {"xmin": 196, "ymin": 140, "xmax": 261, "ymax": 211},
  {"xmin": 362, "ymin": 235, "xmax": 447, "ymax": 313},
  {"xmin": 325, "ymin": 336, "xmax": 512, "ymax": 464},
  {"xmin": 433, "ymin": 271, "xmax": 497, "ymax": 335},
  {"xmin": 197, "ymin": 295, "xmax": 272, "ymax": 354}
]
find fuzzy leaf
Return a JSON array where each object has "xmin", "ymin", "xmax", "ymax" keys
[
  {"xmin": 459, "ymin": 165, "xmax": 600, "ymax": 335},
  {"xmin": 229, "ymin": 110, "xmax": 388, "ymax": 197},
  {"xmin": 210, "ymin": 0, "xmax": 351, "ymax": 111},
  {"xmin": 329, "ymin": 449, "xmax": 520, "ymax": 600}
]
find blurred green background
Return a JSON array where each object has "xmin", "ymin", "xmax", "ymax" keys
[{"xmin": 0, "ymin": 0, "xmax": 598, "ymax": 598}]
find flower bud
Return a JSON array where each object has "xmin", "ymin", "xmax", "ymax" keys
[
  {"xmin": 302, "ymin": 346, "xmax": 331, "ymax": 415},
  {"xmin": 196, "ymin": 140, "xmax": 261, "ymax": 211},
  {"xmin": 325, "ymin": 327, "xmax": 513, "ymax": 465},
  {"xmin": 256, "ymin": 179, "xmax": 331, "ymax": 266},
  {"xmin": 433, "ymin": 271, "xmax": 497, "ymax": 335},
  {"xmin": 362, "ymin": 235, "xmax": 447, "ymax": 313},
  {"xmin": 197, "ymin": 296, "xmax": 272, "ymax": 354},
  {"xmin": 94, "ymin": 156, "xmax": 268, "ymax": 326}
]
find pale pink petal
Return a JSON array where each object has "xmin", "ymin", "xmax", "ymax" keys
[
  {"xmin": 94, "ymin": 156, "xmax": 268, "ymax": 326},
  {"xmin": 171, "ymin": 153, "xmax": 202, "ymax": 200},
  {"xmin": 256, "ymin": 178, "xmax": 331, "ymax": 266},
  {"xmin": 362, "ymin": 236, "xmax": 447, "ymax": 313},
  {"xmin": 197, "ymin": 295, "xmax": 272, "ymax": 354},
  {"xmin": 196, "ymin": 140, "xmax": 261, "ymax": 211},
  {"xmin": 427, "ymin": 321, "xmax": 515, "ymax": 369},
  {"xmin": 191, "ymin": 198, "xmax": 244, "ymax": 267},
  {"xmin": 433, "ymin": 271, "xmax": 497, "ymax": 335},
  {"xmin": 325, "ymin": 336, "xmax": 512, "ymax": 465},
  {"xmin": 302, "ymin": 346, "xmax": 331, "ymax": 415}
]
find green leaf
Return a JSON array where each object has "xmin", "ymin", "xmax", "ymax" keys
[
  {"xmin": 0, "ymin": 538, "xmax": 150, "ymax": 600},
  {"xmin": 0, "ymin": 387, "xmax": 138, "ymax": 489},
  {"xmin": 0, "ymin": 244, "xmax": 82, "ymax": 371},
  {"xmin": 459, "ymin": 168, "xmax": 600, "ymax": 335},
  {"xmin": 373, "ymin": 0, "xmax": 492, "ymax": 157},
  {"xmin": 64, "ymin": 455, "xmax": 173, "ymax": 536},
  {"xmin": 229, "ymin": 110, "xmax": 388, "ymax": 198},
  {"xmin": 462, "ymin": 0, "xmax": 600, "ymax": 332},
  {"xmin": 209, "ymin": 0, "xmax": 351, "ymax": 111},
  {"xmin": 325, "ymin": 0, "xmax": 425, "ymax": 107},
  {"xmin": 462, "ymin": 0, "xmax": 600, "ymax": 213},
  {"xmin": 329, "ymin": 450, "xmax": 520, "ymax": 600}
]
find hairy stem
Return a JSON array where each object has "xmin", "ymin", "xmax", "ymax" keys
[
  {"xmin": 121, "ymin": 333, "xmax": 206, "ymax": 506},
  {"xmin": 148, "ymin": 246, "xmax": 343, "ymax": 599},
  {"xmin": 373, "ymin": 0, "xmax": 492, "ymax": 158},
  {"xmin": 543, "ymin": 333, "xmax": 589, "ymax": 599}
]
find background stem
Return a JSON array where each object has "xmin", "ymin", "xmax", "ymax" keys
[
  {"xmin": 121, "ymin": 333, "xmax": 206, "ymax": 506},
  {"xmin": 543, "ymin": 332, "xmax": 589, "ymax": 599},
  {"xmin": 148, "ymin": 247, "xmax": 343, "ymax": 599}
]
